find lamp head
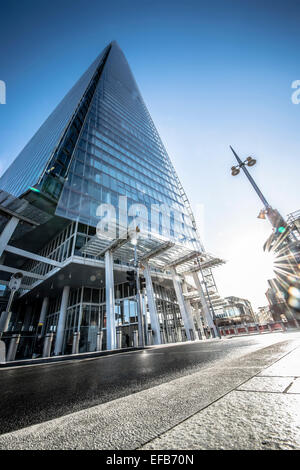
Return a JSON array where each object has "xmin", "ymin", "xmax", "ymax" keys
[
  {"xmin": 246, "ymin": 156, "xmax": 256, "ymax": 167},
  {"xmin": 231, "ymin": 166, "xmax": 240, "ymax": 176},
  {"xmin": 257, "ymin": 209, "xmax": 266, "ymax": 220}
]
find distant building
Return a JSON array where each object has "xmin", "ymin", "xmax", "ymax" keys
[
  {"xmin": 263, "ymin": 209, "xmax": 300, "ymax": 324},
  {"xmin": 265, "ymin": 279, "xmax": 295, "ymax": 324},
  {"xmin": 255, "ymin": 305, "xmax": 273, "ymax": 325},
  {"xmin": 215, "ymin": 296, "xmax": 256, "ymax": 326}
]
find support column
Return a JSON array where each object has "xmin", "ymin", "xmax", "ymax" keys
[
  {"xmin": 54, "ymin": 286, "xmax": 70, "ymax": 356},
  {"xmin": 0, "ymin": 216, "xmax": 19, "ymax": 257},
  {"xmin": 143, "ymin": 262, "xmax": 161, "ymax": 345},
  {"xmin": 193, "ymin": 271, "xmax": 218, "ymax": 337},
  {"xmin": 171, "ymin": 269, "xmax": 195, "ymax": 341},
  {"xmin": 38, "ymin": 297, "xmax": 49, "ymax": 335},
  {"xmin": 105, "ymin": 250, "xmax": 116, "ymax": 350},
  {"xmin": 182, "ymin": 281, "xmax": 199, "ymax": 340},
  {"xmin": 194, "ymin": 305, "xmax": 206, "ymax": 340},
  {"xmin": 22, "ymin": 306, "xmax": 33, "ymax": 332}
]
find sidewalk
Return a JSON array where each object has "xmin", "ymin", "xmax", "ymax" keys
[{"xmin": 141, "ymin": 344, "xmax": 300, "ymax": 450}]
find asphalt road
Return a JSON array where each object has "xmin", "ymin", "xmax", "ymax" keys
[{"xmin": 0, "ymin": 332, "xmax": 297, "ymax": 435}]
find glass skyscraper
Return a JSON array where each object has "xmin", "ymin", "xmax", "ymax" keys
[{"xmin": 0, "ymin": 41, "xmax": 222, "ymax": 361}]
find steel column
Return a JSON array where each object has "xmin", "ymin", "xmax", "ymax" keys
[
  {"xmin": 182, "ymin": 280, "xmax": 198, "ymax": 340},
  {"xmin": 54, "ymin": 286, "xmax": 70, "ymax": 355},
  {"xmin": 38, "ymin": 297, "xmax": 49, "ymax": 336},
  {"xmin": 193, "ymin": 271, "xmax": 218, "ymax": 337},
  {"xmin": 143, "ymin": 262, "xmax": 161, "ymax": 345},
  {"xmin": 171, "ymin": 269, "xmax": 194, "ymax": 341},
  {"xmin": 0, "ymin": 216, "xmax": 19, "ymax": 257},
  {"xmin": 105, "ymin": 250, "xmax": 116, "ymax": 350}
]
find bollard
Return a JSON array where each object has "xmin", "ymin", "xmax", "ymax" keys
[
  {"xmin": 133, "ymin": 330, "xmax": 138, "ymax": 347},
  {"xmin": 43, "ymin": 332, "xmax": 54, "ymax": 357},
  {"xmin": 96, "ymin": 330, "xmax": 103, "ymax": 351},
  {"xmin": 281, "ymin": 321, "xmax": 286, "ymax": 331},
  {"xmin": 72, "ymin": 331, "xmax": 80, "ymax": 354},
  {"xmin": 147, "ymin": 329, "xmax": 153, "ymax": 346},
  {"xmin": 177, "ymin": 328, "xmax": 182, "ymax": 342},
  {"xmin": 6, "ymin": 334, "xmax": 20, "ymax": 362},
  {"xmin": 161, "ymin": 330, "xmax": 167, "ymax": 344},
  {"xmin": 0, "ymin": 340, "xmax": 5, "ymax": 362},
  {"xmin": 116, "ymin": 330, "xmax": 122, "ymax": 349}
]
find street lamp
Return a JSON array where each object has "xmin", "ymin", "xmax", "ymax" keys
[
  {"xmin": 0, "ymin": 272, "xmax": 23, "ymax": 336},
  {"xmin": 230, "ymin": 146, "xmax": 270, "ymax": 210},
  {"xmin": 229, "ymin": 146, "xmax": 289, "ymax": 232},
  {"xmin": 229, "ymin": 146, "xmax": 300, "ymax": 324},
  {"xmin": 231, "ymin": 156, "xmax": 257, "ymax": 176}
]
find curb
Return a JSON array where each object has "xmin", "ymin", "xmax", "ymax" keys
[{"xmin": 0, "ymin": 346, "xmax": 144, "ymax": 368}]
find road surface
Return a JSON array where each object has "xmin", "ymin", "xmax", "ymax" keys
[{"xmin": 1, "ymin": 331, "xmax": 299, "ymax": 439}]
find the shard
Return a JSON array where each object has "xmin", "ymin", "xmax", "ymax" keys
[{"xmin": 0, "ymin": 41, "xmax": 224, "ymax": 360}]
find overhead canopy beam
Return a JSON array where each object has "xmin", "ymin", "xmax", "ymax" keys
[
  {"xmin": 182, "ymin": 257, "xmax": 226, "ymax": 274},
  {"xmin": 0, "ymin": 207, "xmax": 39, "ymax": 226},
  {"xmin": 4, "ymin": 245, "xmax": 62, "ymax": 267},
  {"xmin": 139, "ymin": 241, "xmax": 175, "ymax": 263},
  {"xmin": 85, "ymin": 228, "xmax": 138, "ymax": 258},
  {"xmin": 163, "ymin": 251, "xmax": 201, "ymax": 270},
  {"xmin": 0, "ymin": 264, "xmax": 44, "ymax": 280}
]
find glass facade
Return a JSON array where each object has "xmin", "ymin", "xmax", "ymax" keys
[
  {"xmin": 55, "ymin": 42, "xmax": 200, "ymax": 249},
  {"xmin": 0, "ymin": 46, "xmax": 109, "ymax": 197},
  {"xmin": 0, "ymin": 41, "xmax": 200, "ymax": 250},
  {"xmin": 44, "ymin": 282, "xmax": 183, "ymax": 355}
]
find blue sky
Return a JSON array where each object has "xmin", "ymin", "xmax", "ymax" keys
[{"xmin": 0, "ymin": 0, "xmax": 299, "ymax": 309}]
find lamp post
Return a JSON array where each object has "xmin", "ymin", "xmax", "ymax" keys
[
  {"xmin": 230, "ymin": 146, "xmax": 270, "ymax": 209},
  {"xmin": 230, "ymin": 146, "xmax": 300, "ymax": 324},
  {"xmin": 229, "ymin": 146, "xmax": 288, "ymax": 233},
  {"xmin": 0, "ymin": 272, "xmax": 23, "ymax": 337}
]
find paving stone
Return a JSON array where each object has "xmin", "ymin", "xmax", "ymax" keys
[
  {"xmin": 237, "ymin": 376, "xmax": 293, "ymax": 393},
  {"xmin": 287, "ymin": 378, "xmax": 300, "ymax": 394},
  {"xmin": 259, "ymin": 348, "xmax": 300, "ymax": 377},
  {"xmin": 140, "ymin": 390, "xmax": 300, "ymax": 450}
]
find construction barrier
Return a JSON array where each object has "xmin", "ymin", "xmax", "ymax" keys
[{"xmin": 219, "ymin": 321, "xmax": 288, "ymax": 337}]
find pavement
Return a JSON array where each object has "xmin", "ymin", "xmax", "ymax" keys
[
  {"xmin": 0, "ymin": 331, "xmax": 299, "ymax": 450},
  {"xmin": 141, "ymin": 342, "xmax": 300, "ymax": 450}
]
